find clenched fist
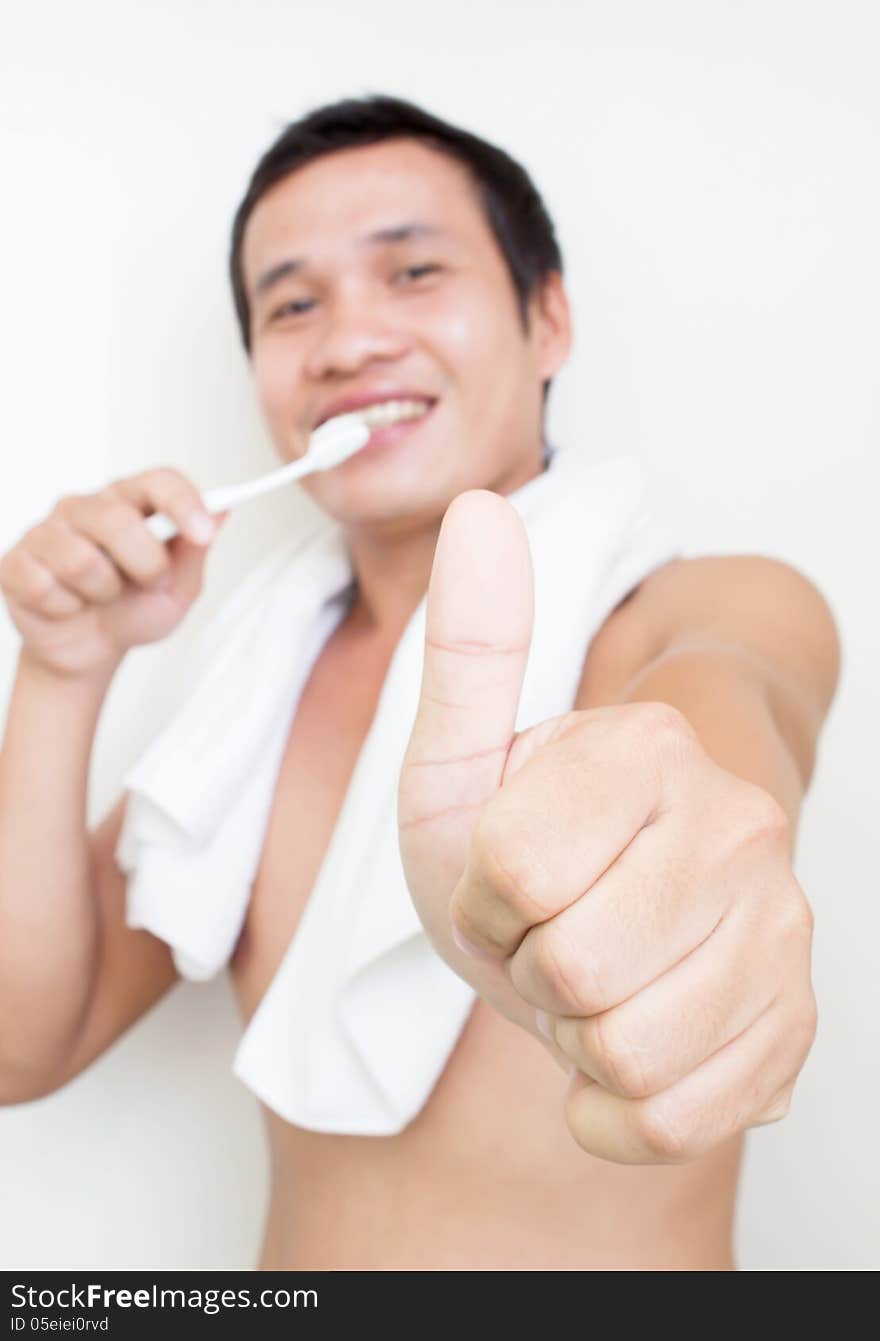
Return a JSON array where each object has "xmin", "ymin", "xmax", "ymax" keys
[
  {"xmin": 398, "ymin": 489, "xmax": 817, "ymax": 1165},
  {"xmin": 0, "ymin": 469, "xmax": 226, "ymax": 679}
]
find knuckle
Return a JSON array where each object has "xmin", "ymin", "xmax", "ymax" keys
[
  {"xmin": 32, "ymin": 573, "xmax": 60, "ymax": 605},
  {"xmin": 168, "ymin": 488, "xmax": 202, "ymax": 516},
  {"xmin": 4, "ymin": 544, "xmax": 44, "ymax": 589},
  {"xmin": 57, "ymin": 543, "xmax": 101, "ymax": 583},
  {"xmin": 757, "ymin": 1086, "xmax": 794, "ymax": 1126},
  {"xmin": 536, "ymin": 924, "xmax": 607, "ymax": 1015},
  {"xmin": 145, "ymin": 467, "xmax": 200, "ymax": 504},
  {"xmin": 743, "ymin": 785, "xmax": 790, "ymax": 847},
  {"xmin": 793, "ymin": 993, "xmax": 819, "ymax": 1055},
  {"xmin": 628, "ymin": 701, "xmax": 697, "ymax": 755},
  {"xmin": 562, "ymin": 1088, "xmax": 589, "ymax": 1153},
  {"xmin": 51, "ymin": 493, "xmax": 78, "ymax": 519},
  {"xmin": 475, "ymin": 810, "xmax": 553, "ymax": 926},
  {"xmin": 775, "ymin": 887, "xmax": 815, "ymax": 950},
  {"xmin": 636, "ymin": 1099, "xmax": 691, "ymax": 1163},
  {"xmin": 590, "ymin": 1013, "xmax": 650, "ymax": 1098},
  {"xmin": 99, "ymin": 501, "xmax": 137, "ymax": 534},
  {"xmin": 22, "ymin": 566, "xmax": 56, "ymax": 603},
  {"xmin": 795, "ymin": 891, "xmax": 815, "ymax": 941},
  {"xmin": 142, "ymin": 465, "xmax": 189, "ymax": 487}
]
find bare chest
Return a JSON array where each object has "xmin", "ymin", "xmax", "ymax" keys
[{"xmin": 228, "ymin": 625, "xmax": 394, "ymax": 1019}]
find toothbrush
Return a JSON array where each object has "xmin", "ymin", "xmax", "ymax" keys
[{"xmin": 146, "ymin": 412, "xmax": 371, "ymax": 542}]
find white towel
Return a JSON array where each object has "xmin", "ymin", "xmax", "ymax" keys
[{"xmin": 115, "ymin": 446, "xmax": 682, "ymax": 1135}]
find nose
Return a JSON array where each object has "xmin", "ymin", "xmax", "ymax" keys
[{"xmin": 303, "ymin": 288, "xmax": 412, "ymax": 381}]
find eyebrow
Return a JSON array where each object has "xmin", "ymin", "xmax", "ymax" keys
[{"xmin": 252, "ymin": 222, "xmax": 448, "ymax": 298}]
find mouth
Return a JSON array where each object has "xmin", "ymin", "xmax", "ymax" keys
[{"xmin": 316, "ymin": 395, "xmax": 437, "ymax": 456}]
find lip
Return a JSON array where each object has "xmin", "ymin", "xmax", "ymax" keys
[{"xmin": 312, "ymin": 388, "xmax": 437, "ymax": 430}]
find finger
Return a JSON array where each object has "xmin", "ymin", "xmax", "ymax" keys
[
  {"xmin": 25, "ymin": 519, "xmax": 126, "ymax": 605},
  {"xmin": 398, "ymin": 489, "xmax": 534, "ymax": 901},
  {"xmin": 55, "ymin": 494, "xmax": 173, "ymax": 586},
  {"xmin": 448, "ymin": 705, "xmax": 662, "ymax": 958},
  {"xmin": 508, "ymin": 799, "xmax": 731, "ymax": 1016},
  {"xmin": 137, "ymin": 508, "xmax": 228, "ymax": 611},
  {"xmin": 545, "ymin": 895, "xmax": 781, "ymax": 1097},
  {"xmin": 158, "ymin": 526, "xmax": 221, "ymax": 606},
  {"xmin": 0, "ymin": 546, "xmax": 86, "ymax": 617},
  {"xmin": 564, "ymin": 994, "xmax": 811, "ymax": 1164},
  {"xmin": 112, "ymin": 469, "xmax": 216, "ymax": 545}
]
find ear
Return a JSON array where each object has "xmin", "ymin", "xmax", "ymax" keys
[{"xmin": 530, "ymin": 272, "xmax": 573, "ymax": 382}]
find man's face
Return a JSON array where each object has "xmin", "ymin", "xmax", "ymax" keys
[{"xmin": 241, "ymin": 138, "xmax": 570, "ymax": 528}]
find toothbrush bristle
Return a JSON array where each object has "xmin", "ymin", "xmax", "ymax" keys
[{"xmin": 308, "ymin": 415, "xmax": 370, "ymax": 470}]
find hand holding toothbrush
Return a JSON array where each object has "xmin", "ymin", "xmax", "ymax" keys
[
  {"xmin": 0, "ymin": 467, "xmax": 228, "ymax": 681},
  {"xmin": 0, "ymin": 414, "xmax": 369, "ymax": 680}
]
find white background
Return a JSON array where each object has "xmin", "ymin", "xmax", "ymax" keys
[{"xmin": 0, "ymin": 0, "xmax": 877, "ymax": 1270}]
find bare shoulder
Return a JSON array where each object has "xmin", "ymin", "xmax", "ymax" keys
[{"xmin": 576, "ymin": 554, "xmax": 842, "ymax": 712}]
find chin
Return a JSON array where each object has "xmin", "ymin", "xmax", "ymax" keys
[{"xmin": 304, "ymin": 457, "xmax": 470, "ymax": 528}]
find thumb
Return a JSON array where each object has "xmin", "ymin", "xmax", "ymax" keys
[{"xmin": 399, "ymin": 488, "xmax": 533, "ymax": 892}]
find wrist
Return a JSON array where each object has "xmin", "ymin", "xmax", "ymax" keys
[{"xmin": 17, "ymin": 645, "xmax": 122, "ymax": 699}]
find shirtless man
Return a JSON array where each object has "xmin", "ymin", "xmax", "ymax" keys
[{"xmin": 0, "ymin": 96, "xmax": 839, "ymax": 1270}]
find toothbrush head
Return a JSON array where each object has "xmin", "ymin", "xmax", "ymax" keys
[{"xmin": 305, "ymin": 413, "xmax": 371, "ymax": 473}]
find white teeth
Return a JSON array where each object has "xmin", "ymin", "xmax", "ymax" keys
[{"xmin": 357, "ymin": 398, "xmax": 432, "ymax": 429}]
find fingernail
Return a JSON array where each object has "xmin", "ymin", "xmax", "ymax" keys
[
  {"xmin": 450, "ymin": 922, "xmax": 498, "ymax": 964},
  {"xmin": 185, "ymin": 512, "xmax": 215, "ymax": 544},
  {"xmin": 535, "ymin": 1009, "xmax": 553, "ymax": 1040}
]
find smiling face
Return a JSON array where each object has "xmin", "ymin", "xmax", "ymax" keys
[{"xmin": 241, "ymin": 138, "xmax": 571, "ymax": 529}]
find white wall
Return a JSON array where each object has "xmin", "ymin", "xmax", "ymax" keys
[{"xmin": 1, "ymin": 0, "xmax": 877, "ymax": 1270}]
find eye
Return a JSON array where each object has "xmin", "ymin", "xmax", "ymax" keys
[
  {"xmin": 395, "ymin": 263, "xmax": 443, "ymax": 284},
  {"xmin": 268, "ymin": 297, "xmax": 316, "ymax": 321}
]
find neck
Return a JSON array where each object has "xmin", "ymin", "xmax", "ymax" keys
[{"xmin": 340, "ymin": 442, "xmax": 552, "ymax": 645}]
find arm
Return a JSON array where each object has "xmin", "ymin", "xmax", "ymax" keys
[
  {"xmin": 0, "ymin": 651, "xmax": 178, "ymax": 1104},
  {"xmin": 574, "ymin": 554, "xmax": 842, "ymax": 831},
  {"xmin": 0, "ymin": 467, "xmax": 222, "ymax": 1105}
]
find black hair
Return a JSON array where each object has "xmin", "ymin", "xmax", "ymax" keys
[{"xmin": 228, "ymin": 94, "xmax": 564, "ymax": 356}]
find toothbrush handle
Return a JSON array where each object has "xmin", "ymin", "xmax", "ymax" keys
[
  {"xmin": 145, "ymin": 457, "xmax": 313, "ymax": 542},
  {"xmin": 148, "ymin": 475, "xmax": 289, "ymax": 542}
]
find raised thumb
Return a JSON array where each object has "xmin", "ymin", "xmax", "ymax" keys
[{"xmin": 399, "ymin": 488, "xmax": 534, "ymax": 891}]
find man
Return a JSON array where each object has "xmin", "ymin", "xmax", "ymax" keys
[{"xmin": 0, "ymin": 96, "xmax": 839, "ymax": 1269}]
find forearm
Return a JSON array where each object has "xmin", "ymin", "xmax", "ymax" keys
[
  {"xmin": 616, "ymin": 641, "xmax": 808, "ymax": 842},
  {"xmin": 0, "ymin": 649, "xmax": 117, "ymax": 1081}
]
